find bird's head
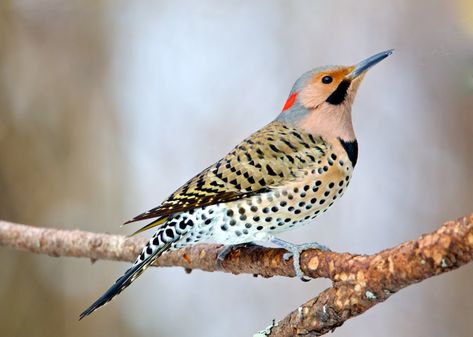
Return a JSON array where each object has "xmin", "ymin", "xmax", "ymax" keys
[{"xmin": 277, "ymin": 50, "xmax": 393, "ymax": 142}]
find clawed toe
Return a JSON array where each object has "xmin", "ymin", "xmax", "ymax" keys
[
  {"xmin": 272, "ymin": 237, "xmax": 331, "ymax": 281},
  {"xmin": 217, "ymin": 245, "xmax": 233, "ymax": 268},
  {"xmin": 282, "ymin": 252, "xmax": 293, "ymax": 261},
  {"xmin": 217, "ymin": 242, "xmax": 258, "ymax": 268},
  {"xmin": 299, "ymin": 242, "xmax": 331, "ymax": 252}
]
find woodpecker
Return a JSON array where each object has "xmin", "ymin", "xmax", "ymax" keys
[{"xmin": 80, "ymin": 50, "xmax": 393, "ymax": 319}]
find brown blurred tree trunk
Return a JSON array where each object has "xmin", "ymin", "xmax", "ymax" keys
[{"xmin": 0, "ymin": 2, "xmax": 131, "ymax": 336}]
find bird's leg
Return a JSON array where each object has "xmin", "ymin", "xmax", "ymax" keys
[
  {"xmin": 216, "ymin": 242, "xmax": 259, "ymax": 268},
  {"xmin": 271, "ymin": 237, "xmax": 331, "ymax": 281}
]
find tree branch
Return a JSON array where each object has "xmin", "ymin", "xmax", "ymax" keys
[{"xmin": 1, "ymin": 214, "xmax": 472, "ymax": 336}]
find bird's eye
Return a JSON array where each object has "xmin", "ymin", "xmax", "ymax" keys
[{"xmin": 321, "ymin": 76, "xmax": 333, "ymax": 84}]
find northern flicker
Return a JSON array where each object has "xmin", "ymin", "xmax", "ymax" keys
[{"xmin": 80, "ymin": 49, "xmax": 393, "ymax": 319}]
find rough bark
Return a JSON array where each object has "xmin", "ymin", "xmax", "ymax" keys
[{"xmin": 1, "ymin": 214, "xmax": 472, "ymax": 336}]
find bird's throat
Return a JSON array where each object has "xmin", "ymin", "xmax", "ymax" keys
[{"xmin": 297, "ymin": 102, "xmax": 356, "ymax": 143}]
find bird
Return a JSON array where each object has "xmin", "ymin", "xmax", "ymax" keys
[{"xmin": 80, "ymin": 49, "xmax": 393, "ymax": 319}]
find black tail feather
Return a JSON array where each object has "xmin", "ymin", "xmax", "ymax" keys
[
  {"xmin": 79, "ymin": 264, "xmax": 140, "ymax": 320},
  {"xmin": 79, "ymin": 242, "xmax": 171, "ymax": 320}
]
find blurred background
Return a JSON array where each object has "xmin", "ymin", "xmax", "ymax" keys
[{"xmin": 0, "ymin": 1, "xmax": 472, "ymax": 336}]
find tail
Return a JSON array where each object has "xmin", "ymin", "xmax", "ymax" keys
[{"xmin": 79, "ymin": 227, "xmax": 174, "ymax": 320}]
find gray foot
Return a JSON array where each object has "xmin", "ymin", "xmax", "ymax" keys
[
  {"xmin": 217, "ymin": 242, "xmax": 258, "ymax": 268},
  {"xmin": 271, "ymin": 237, "xmax": 331, "ymax": 281}
]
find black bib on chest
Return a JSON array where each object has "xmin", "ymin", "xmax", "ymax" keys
[{"xmin": 339, "ymin": 138, "xmax": 358, "ymax": 167}]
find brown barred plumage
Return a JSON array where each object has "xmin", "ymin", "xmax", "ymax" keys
[{"xmin": 125, "ymin": 121, "xmax": 327, "ymax": 230}]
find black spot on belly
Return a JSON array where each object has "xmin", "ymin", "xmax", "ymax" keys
[{"xmin": 178, "ymin": 221, "xmax": 187, "ymax": 230}]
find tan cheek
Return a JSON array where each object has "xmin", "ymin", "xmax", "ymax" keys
[{"xmin": 300, "ymin": 84, "xmax": 330, "ymax": 108}]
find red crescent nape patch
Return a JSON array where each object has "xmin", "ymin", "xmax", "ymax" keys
[{"xmin": 282, "ymin": 92, "xmax": 297, "ymax": 112}]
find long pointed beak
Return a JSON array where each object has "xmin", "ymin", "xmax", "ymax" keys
[{"xmin": 346, "ymin": 49, "xmax": 394, "ymax": 79}]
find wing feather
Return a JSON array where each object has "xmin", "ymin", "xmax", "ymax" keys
[{"xmin": 124, "ymin": 121, "xmax": 327, "ymax": 228}]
